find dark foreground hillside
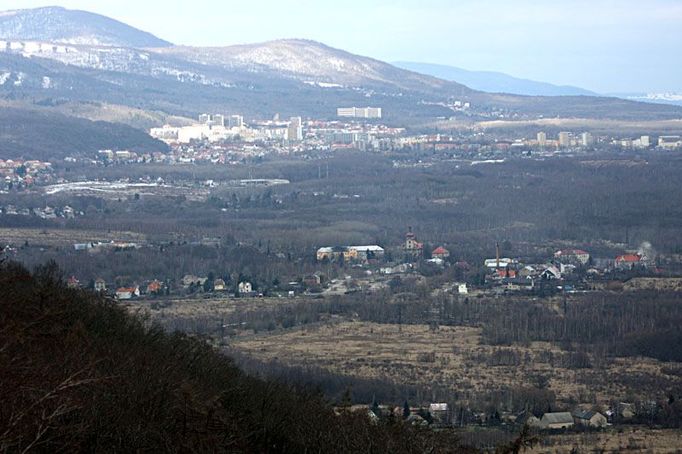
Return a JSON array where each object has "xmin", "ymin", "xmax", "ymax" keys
[
  {"xmin": 0, "ymin": 108, "xmax": 167, "ymax": 161},
  {"xmin": 0, "ymin": 261, "xmax": 486, "ymax": 453}
]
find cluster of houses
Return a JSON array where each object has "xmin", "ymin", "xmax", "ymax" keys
[
  {"xmin": 341, "ymin": 402, "xmax": 633, "ymax": 431},
  {"xmin": 67, "ymin": 276, "xmax": 163, "ymax": 299},
  {"xmin": 480, "ymin": 243, "xmax": 654, "ymax": 293},
  {"xmin": 316, "ymin": 245, "xmax": 385, "ymax": 263},
  {"xmin": 71, "ymin": 274, "xmax": 256, "ymax": 300},
  {"xmin": 1, "ymin": 205, "xmax": 80, "ymax": 219},
  {"xmin": 315, "ymin": 229, "xmax": 451, "ymax": 266},
  {"xmin": 311, "ymin": 229, "xmax": 660, "ymax": 297},
  {"xmin": 180, "ymin": 274, "xmax": 254, "ymax": 295},
  {"xmin": 0, "ymin": 158, "xmax": 54, "ymax": 189},
  {"xmin": 339, "ymin": 402, "xmax": 452, "ymax": 427}
]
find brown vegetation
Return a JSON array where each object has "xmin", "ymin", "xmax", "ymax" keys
[{"xmin": 0, "ymin": 261, "xmax": 472, "ymax": 452}]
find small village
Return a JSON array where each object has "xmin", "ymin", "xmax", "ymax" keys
[
  {"xmin": 336, "ymin": 401, "xmax": 639, "ymax": 432},
  {"xmin": 51, "ymin": 225, "xmax": 681, "ymax": 304}
]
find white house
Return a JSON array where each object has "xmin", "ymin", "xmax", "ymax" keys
[
  {"xmin": 540, "ymin": 265, "xmax": 562, "ymax": 280},
  {"xmin": 540, "ymin": 412, "xmax": 574, "ymax": 429},
  {"xmin": 238, "ymin": 281, "xmax": 253, "ymax": 294},
  {"xmin": 115, "ymin": 286, "xmax": 140, "ymax": 300}
]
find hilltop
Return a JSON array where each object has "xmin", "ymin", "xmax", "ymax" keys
[{"xmin": 0, "ymin": 6, "xmax": 171, "ymax": 47}]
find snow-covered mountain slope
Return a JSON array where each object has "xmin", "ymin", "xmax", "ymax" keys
[
  {"xmin": 154, "ymin": 39, "xmax": 471, "ymax": 95},
  {"xmin": 0, "ymin": 6, "xmax": 171, "ymax": 48},
  {"xmin": 0, "ymin": 37, "xmax": 471, "ymax": 99},
  {"xmin": 0, "ymin": 40, "xmax": 233, "ymax": 87}
]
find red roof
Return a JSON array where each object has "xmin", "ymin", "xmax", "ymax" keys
[
  {"xmin": 496, "ymin": 269, "xmax": 517, "ymax": 279},
  {"xmin": 432, "ymin": 246, "xmax": 449, "ymax": 255},
  {"xmin": 616, "ymin": 254, "xmax": 641, "ymax": 263}
]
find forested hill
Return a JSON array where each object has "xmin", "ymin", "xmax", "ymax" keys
[
  {"xmin": 0, "ymin": 261, "xmax": 475, "ymax": 453},
  {"xmin": 0, "ymin": 108, "xmax": 167, "ymax": 161}
]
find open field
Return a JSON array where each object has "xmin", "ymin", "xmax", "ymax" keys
[
  {"xmin": 42, "ymin": 181, "xmax": 210, "ymax": 201},
  {"xmin": 0, "ymin": 227, "xmax": 146, "ymax": 246},
  {"xmin": 624, "ymin": 277, "xmax": 682, "ymax": 292},
  {"xmin": 125, "ymin": 295, "xmax": 308, "ymax": 319},
  {"xmin": 529, "ymin": 427, "xmax": 682, "ymax": 453},
  {"xmin": 123, "ymin": 295, "xmax": 332, "ymax": 336},
  {"xmin": 232, "ymin": 321, "xmax": 682, "ymax": 407}
]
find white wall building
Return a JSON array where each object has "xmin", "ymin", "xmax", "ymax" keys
[
  {"xmin": 238, "ymin": 282, "xmax": 253, "ymax": 294},
  {"xmin": 337, "ymin": 107, "xmax": 382, "ymax": 119}
]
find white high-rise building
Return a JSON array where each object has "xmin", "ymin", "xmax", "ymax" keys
[
  {"xmin": 537, "ymin": 132, "xmax": 547, "ymax": 146},
  {"xmin": 581, "ymin": 132, "xmax": 594, "ymax": 147},
  {"xmin": 228, "ymin": 115, "xmax": 244, "ymax": 129},
  {"xmin": 558, "ymin": 132, "xmax": 571, "ymax": 148},
  {"xmin": 213, "ymin": 114, "xmax": 225, "ymax": 127},
  {"xmin": 287, "ymin": 116, "xmax": 303, "ymax": 141}
]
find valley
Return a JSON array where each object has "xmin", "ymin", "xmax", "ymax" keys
[{"xmin": 1, "ymin": 4, "xmax": 682, "ymax": 452}]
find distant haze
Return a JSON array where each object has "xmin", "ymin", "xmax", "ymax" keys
[
  {"xmin": 0, "ymin": 0, "xmax": 680, "ymax": 93},
  {"xmin": 392, "ymin": 62, "xmax": 596, "ymax": 96}
]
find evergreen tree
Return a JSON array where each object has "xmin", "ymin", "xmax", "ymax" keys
[
  {"xmin": 340, "ymin": 387, "xmax": 352, "ymax": 408},
  {"xmin": 403, "ymin": 400, "xmax": 411, "ymax": 419}
]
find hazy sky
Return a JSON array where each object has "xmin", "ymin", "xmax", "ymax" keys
[{"xmin": 0, "ymin": 0, "xmax": 680, "ymax": 93}]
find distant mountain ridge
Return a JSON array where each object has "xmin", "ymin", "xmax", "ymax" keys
[
  {"xmin": 153, "ymin": 39, "xmax": 472, "ymax": 95},
  {"xmin": 0, "ymin": 6, "xmax": 680, "ymax": 128},
  {"xmin": 394, "ymin": 61, "xmax": 595, "ymax": 97},
  {"xmin": 0, "ymin": 6, "xmax": 171, "ymax": 48}
]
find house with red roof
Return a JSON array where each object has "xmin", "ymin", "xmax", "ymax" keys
[
  {"xmin": 432, "ymin": 246, "xmax": 450, "ymax": 260},
  {"xmin": 495, "ymin": 268, "xmax": 517, "ymax": 279},
  {"xmin": 115, "ymin": 286, "xmax": 140, "ymax": 300},
  {"xmin": 147, "ymin": 280, "xmax": 163, "ymax": 294},
  {"xmin": 67, "ymin": 276, "xmax": 80, "ymax": 289},
  {"xmin": 615, "ymin": 254, "xmax": 643, "ymax": 270}
]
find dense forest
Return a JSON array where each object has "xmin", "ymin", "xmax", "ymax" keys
[{"xmin": 0, "ymin": 107, "xmax": 168, "ymax": 161}]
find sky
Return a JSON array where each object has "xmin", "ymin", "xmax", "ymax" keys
[{"xmin": 0, "ymin": 0, "xmax": 680, "ymax": 93}]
